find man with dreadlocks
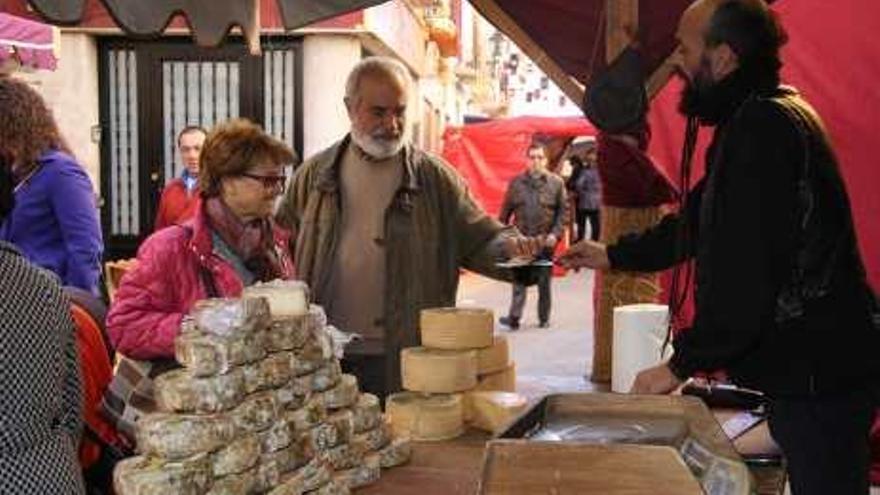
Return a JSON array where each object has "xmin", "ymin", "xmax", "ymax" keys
[{"xmin": 560, "ymin": 1, "xmax": 878, "ymax": 493}]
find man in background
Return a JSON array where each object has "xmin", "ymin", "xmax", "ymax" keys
[{"xmin": 154, "ymin": 126, "xmax": 206, "ymax": 230}]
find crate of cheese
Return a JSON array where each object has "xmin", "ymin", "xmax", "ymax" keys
[{"xmin": 114, "ymin": 280, "xmax": 411, "ymax": 494}]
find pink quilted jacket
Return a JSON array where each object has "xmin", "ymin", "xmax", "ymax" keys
[{"xmin": 107, "ymin": 204, "xmax": 294, "ymax": 360}]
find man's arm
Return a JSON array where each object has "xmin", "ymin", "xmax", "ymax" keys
[
  {"xmin": 498, "ymin": 181, "xmax": 515, "ymax": 225},
  {"xmin": 550, "ymin": 179, "xmax": 567, "ymax": 239}
]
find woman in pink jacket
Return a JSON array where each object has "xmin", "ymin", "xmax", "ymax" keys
[{"xmin": 107, "ymin": 119, "xmax": 297, "ymax": 360}]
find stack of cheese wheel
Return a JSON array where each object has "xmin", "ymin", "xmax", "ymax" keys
[
  {"xmin": 113, "ymin": 280, "xmax": 410, "ymax": 495},
  {"xmin": 388, "ymin": 307, "xmax": 527, "ymax": 440}
]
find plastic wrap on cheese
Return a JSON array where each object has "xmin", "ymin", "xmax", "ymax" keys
[
  {"xmin": 243, "ymin": 280, "xmax": 310, "ymax": 318},
  {"xmin": 319, "ymin": 374, "xmax": 359, "ymax": 410},
  {"xmin": 174, "ymin": 329, "xmax": 267, "ymax": 377},
  {"xmin": 230, "ymin": 391, "xmax": 280, "ymax": 433},
  {"xmin": 135, "ymin": 413, "xmax": 237, "ymax": 460},
  {"xmin": 351, "ymin": 393, "xmax": 382, "ymax": 433},
  {"xmin": 154, "ymin": 368, "xmax": 246, "ymax": 414},
  {"xmin": 191, "ymin": 297, "xmax": 270, "ymax": 338},
  {"xmin": 205, "ymin": 466, "xmax": 258, "ymax": 495},
  {"xmin": 377, "ymin": 437, "xmax": 412, "ymax": 468},
  {"xmin": 265, "ymin": 305, "xmax": 326, "ymax": 352},
  {"xmin": 210, "ymin": 433, "xmax": 260, "ymax": 477},
  {"xmin": 113, "ymin": 453, "xmax": 212, "ymax": 495},
  {"xmin": 335, "ymin": 452, "xmax": 381, "ymax": 490}
]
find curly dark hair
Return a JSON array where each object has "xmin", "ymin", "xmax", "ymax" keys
[
  {"xmin": 0, "ymin": 76, "xmax": 70, "ymax": 178},
  {"xmin": 199, "ymin": 119, "xmax": 298, "ymax": 198}
]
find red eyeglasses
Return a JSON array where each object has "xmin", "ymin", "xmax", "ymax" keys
[{"xmin": 240, "ymin": 172, "xmax": 287, "ymax": 189}]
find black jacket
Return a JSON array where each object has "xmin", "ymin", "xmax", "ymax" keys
[{"xmin": 607, "ymin": 76, "xmax": 878, "ymax": 398}]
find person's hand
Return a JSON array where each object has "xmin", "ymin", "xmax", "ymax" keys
[
  {"xmin": 556, "ymin": 240, "xmax": 610, "ymax": 270},
  {"xmin": 630, "ymin": 363, "xmax": 682, "ymax": 395},
  {"xmin": 543, "ymin": 233, "xmax": 558, "ymax": 249},
  {"xmin": 504, "ymin": 235, "xmax": 544, "ymax": 259}
]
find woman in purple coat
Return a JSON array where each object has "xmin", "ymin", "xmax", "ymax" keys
[{"xmin": 0, "ymin": 77, "xmax": 103, "ymax": 294}]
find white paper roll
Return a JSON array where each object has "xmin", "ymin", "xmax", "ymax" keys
[{"xmin": 612, "ymin": 304, "xmax": 672, "ymax": 393}]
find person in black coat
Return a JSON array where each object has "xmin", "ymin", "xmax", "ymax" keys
[
  {"xmin": 566, "ymin": 150, "xmax": 602, "ymax": 242},
  {"xmin": 560, "ymin": 1, "xmax": 878, "ymax": 494}
]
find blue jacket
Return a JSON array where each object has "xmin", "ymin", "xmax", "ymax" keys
[{"xmin": 0, "ymin": 150, "xmax": 103, "ymax": 293}]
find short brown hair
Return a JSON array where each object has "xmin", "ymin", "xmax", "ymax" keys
[
  {"xmin": 0, "ymin": 76, "xmax": 70, "ymax": 177},
  {"xmin": 199, "ymin": 119, "xmax": 298, "ymax": 198}
]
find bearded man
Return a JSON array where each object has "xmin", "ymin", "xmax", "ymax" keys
[
  {"xmin": 277, "ymin": 56, "xmax": 542, "ymax": 399},
  {"xmin": 560, "ymin": 1, "xmax": 878, "ymax": 493}
]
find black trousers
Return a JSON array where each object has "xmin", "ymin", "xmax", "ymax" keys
[
  {"xmin": 508, "ymin": 267, "xmax": 552, "ymax": 324},
  {"xmin": 340, "ymin": 353, "xmax": 390, "ymax": 404},
  {"xmin": 767, "ymin": 389, "xmax": 876, "ymax": 495},
  {"xmin": 575, "ymin": 208, "xmax": 600, "ymax": 242}
]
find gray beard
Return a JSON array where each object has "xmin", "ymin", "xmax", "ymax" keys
[{"xmin": 351, "ymin": 128, "xmax": 406, "ymax": 160}]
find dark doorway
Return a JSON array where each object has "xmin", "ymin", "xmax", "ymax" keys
[{"xmin": 98, "ymin": 37, "xmax": 302, "ymax": 260}]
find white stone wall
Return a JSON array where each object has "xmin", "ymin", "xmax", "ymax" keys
[{"xmin": 17, "ymin": 32, "xmax": 101, "ymax": 191}]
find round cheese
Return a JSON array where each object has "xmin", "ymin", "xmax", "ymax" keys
[
  {"xmin": 377, "ymin": 437, "xmax": 412, "ymax": 468},
  {"xmin": 136, "ymin": 413, "xmax": 236, "ymax": 460},
  {"xmin": 191, "ymin": 297, "xmax": 270, "ymax": 338},
  {"xmin": 242, "ymin": 352, "xmax": 294, "ymax": 394},
  {"xmin": 401, "ymin": 347, "xmax": 477, "ymax": 393},
  {"xmin": 477, "ymin": 335, "xmax": 510, "ymax": 374},
  {"xmin": 242, "ymin": 280, "xmax": 310, "ymax": 318},
  {"xmin": 230, "ymin": 391, "xmax": 280, "ymax": 433},
  {"xmin": 113, "ymin": 453, "xmax": 212, "ymax": 495},
  {"xmin": 464, "ymin": 391, "xmax": 528, "ymax": 434},
  {"xmin": 284, "ymin": 399, "xmax": 327, "ymax": 432},
  {"xmin": 274, "ymin": 380, "xmax": 311, "ymax": 411},
  {"xmin": 154, "ymin": 368, "xmax": 245, "ymax": 414},
  {"xmin": 175, "ymin": 329, "xmax": 266, "ymax": 377},
  {"xmin": 351, "ymin": 393, "xmax": 383, "ymax": 433},
  {"xmin": 258, "ymin": 418, "xmax": 295, "ymax": 453},
  {"xmin": 265, "ymin": 305, "xmax": 326, "ymax": 352},
  {"xmin": 260, "ymin": 435, "xmax": 312, "ymax": 475},
  {"xmin": 420, "ymin": 307, "xmax": 494, "ymax": 349},
  {"xmin": 475, "ymin": 363, "xmax": 517, "ymax": 392},
  {"xmin": 271, "ymin": 456, "xmax": 331, "ymax": 494},
  {"xmin": 385, "ymin": 392, "xmax": 464, "ymax": 442},
  {"xmin": 309, "ymin": 478, "xmax": 351, "ymax": 495},
  {"xmin": 211, "ymin": 433, "xmax": 260, "ymax": 477},
  {"xmin": 320, "ymin": 374, "xmax": 359, "ymax": 410},
  {"xmin": 326, "ymin": 442, "xmax": 365, "ymax": 470}
]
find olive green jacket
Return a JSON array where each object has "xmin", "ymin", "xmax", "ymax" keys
[{"xmin": 277, "ymin": 136, "xmax": 513, "ymax": 392}]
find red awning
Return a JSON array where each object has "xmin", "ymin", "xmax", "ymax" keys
[{"xmin": 0, "ymin": 13, "xmax": 58, "ymax": 71}]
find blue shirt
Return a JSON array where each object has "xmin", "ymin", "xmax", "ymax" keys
[{"xmin": 0, "ymin": 150, "xmax": 103, "ymax": 293}]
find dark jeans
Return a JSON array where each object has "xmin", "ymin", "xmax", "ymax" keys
[
  {"xmin": 508, "ymin": 267, "xmax": 552, "ymax": 323},
  {"xmin": 575, "ymin": 208, "xmax": 600, "ymax": 242},
  {"xmin": 767, "ymin": 389, "xmax": 876, "ymax": 495},
  {"xmin": 340, "ymin": 353, "xmax": 390, "ymax": 404}
]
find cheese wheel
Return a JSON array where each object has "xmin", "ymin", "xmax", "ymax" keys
[
  {"xmin": 230, "ymin": 391, "xmax": 280, "ymax": 433},
  {"xmin": 191, "ymin": 297, "xmax": 270, "ymax": 338},
  {"xmin": 319, "ymin": 374, "xmax": 359, "ymax": 410},
  {"xmin": 401, "ymin": 347, "xmax": 477, "ymax": 393},
  {"xmin": 420, "ymin": 307, "xmax": 494, "ymax": 349},
  {"xmin": 113, "ymin": 454, "xmax": 212, "ymax": 495},
  {"xmin": 310, "ymin": 360, "xmax": 342, "ymax": 392},
  {"xmin": 335, "ymin": 452, "xmax": 381, "ymax": 489},
  {"xmin": 254, "ymin": 457, "xmax": 283, "ymax": 493},
  {"xmin": 476, "ymin": 335, "xmax": 510, "ymax": 374},
  {"xmin": 175, "ymin": 329, "xmax": 266, "ymax": 377},
  {"xmin": 326, "ymin": 442, "xmax": 365, "ymax": 470},
  {"xmin": 306, "ymin": 411, "xmax": 353, "ymax": 451},
  {"xmin": 377, "ymin": 437, "xmax": 412, "ymax": 468},
  {"xmin": 464, "ymin": 391, "xmax": 528, "ymax": 434},
  {"xmin": 351, "ymin": 393, "xmax": 382, "ymax": 433},
  {"xmin": 265, "ymin": 305, "xmax": 326, "ymax": 352},
  {"xmin": 135, "ymin": 413, "xmax": 236, "ymax": 460},
  {"xmin": 475, "ymin": 363, "xmax": 517, "ymax": 392},
  {"xmin": 243, "ymin": 280, "xmax": 310, "ymax": 318},
  {"xmin": 284, "ymin": 398, "xmax": 327, "ymax": 431},
  {"xmin": 154, "ymin": 368, "xmax": 245, "ymax": 413},
  {"xmin": 353, "ymin": 421, "xmax": 391, "ymax": 452},
  {"xmin": 206, "ymin": 467, "xmax": 258, "ymax": 495},
  {"xmin": 274, "ymin": 380, "xmax": 311, "ymax": 411},
  {"xmin": 242, "ymin": 352, "xmax": 294, "ymax": 394},
  {"xmin": 385, "ymin": 392, "xmax": 464, "ymax": 442},
  {"xmin": 211, "ymin": 433, "xmax": 260, "ymax": 477}
]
